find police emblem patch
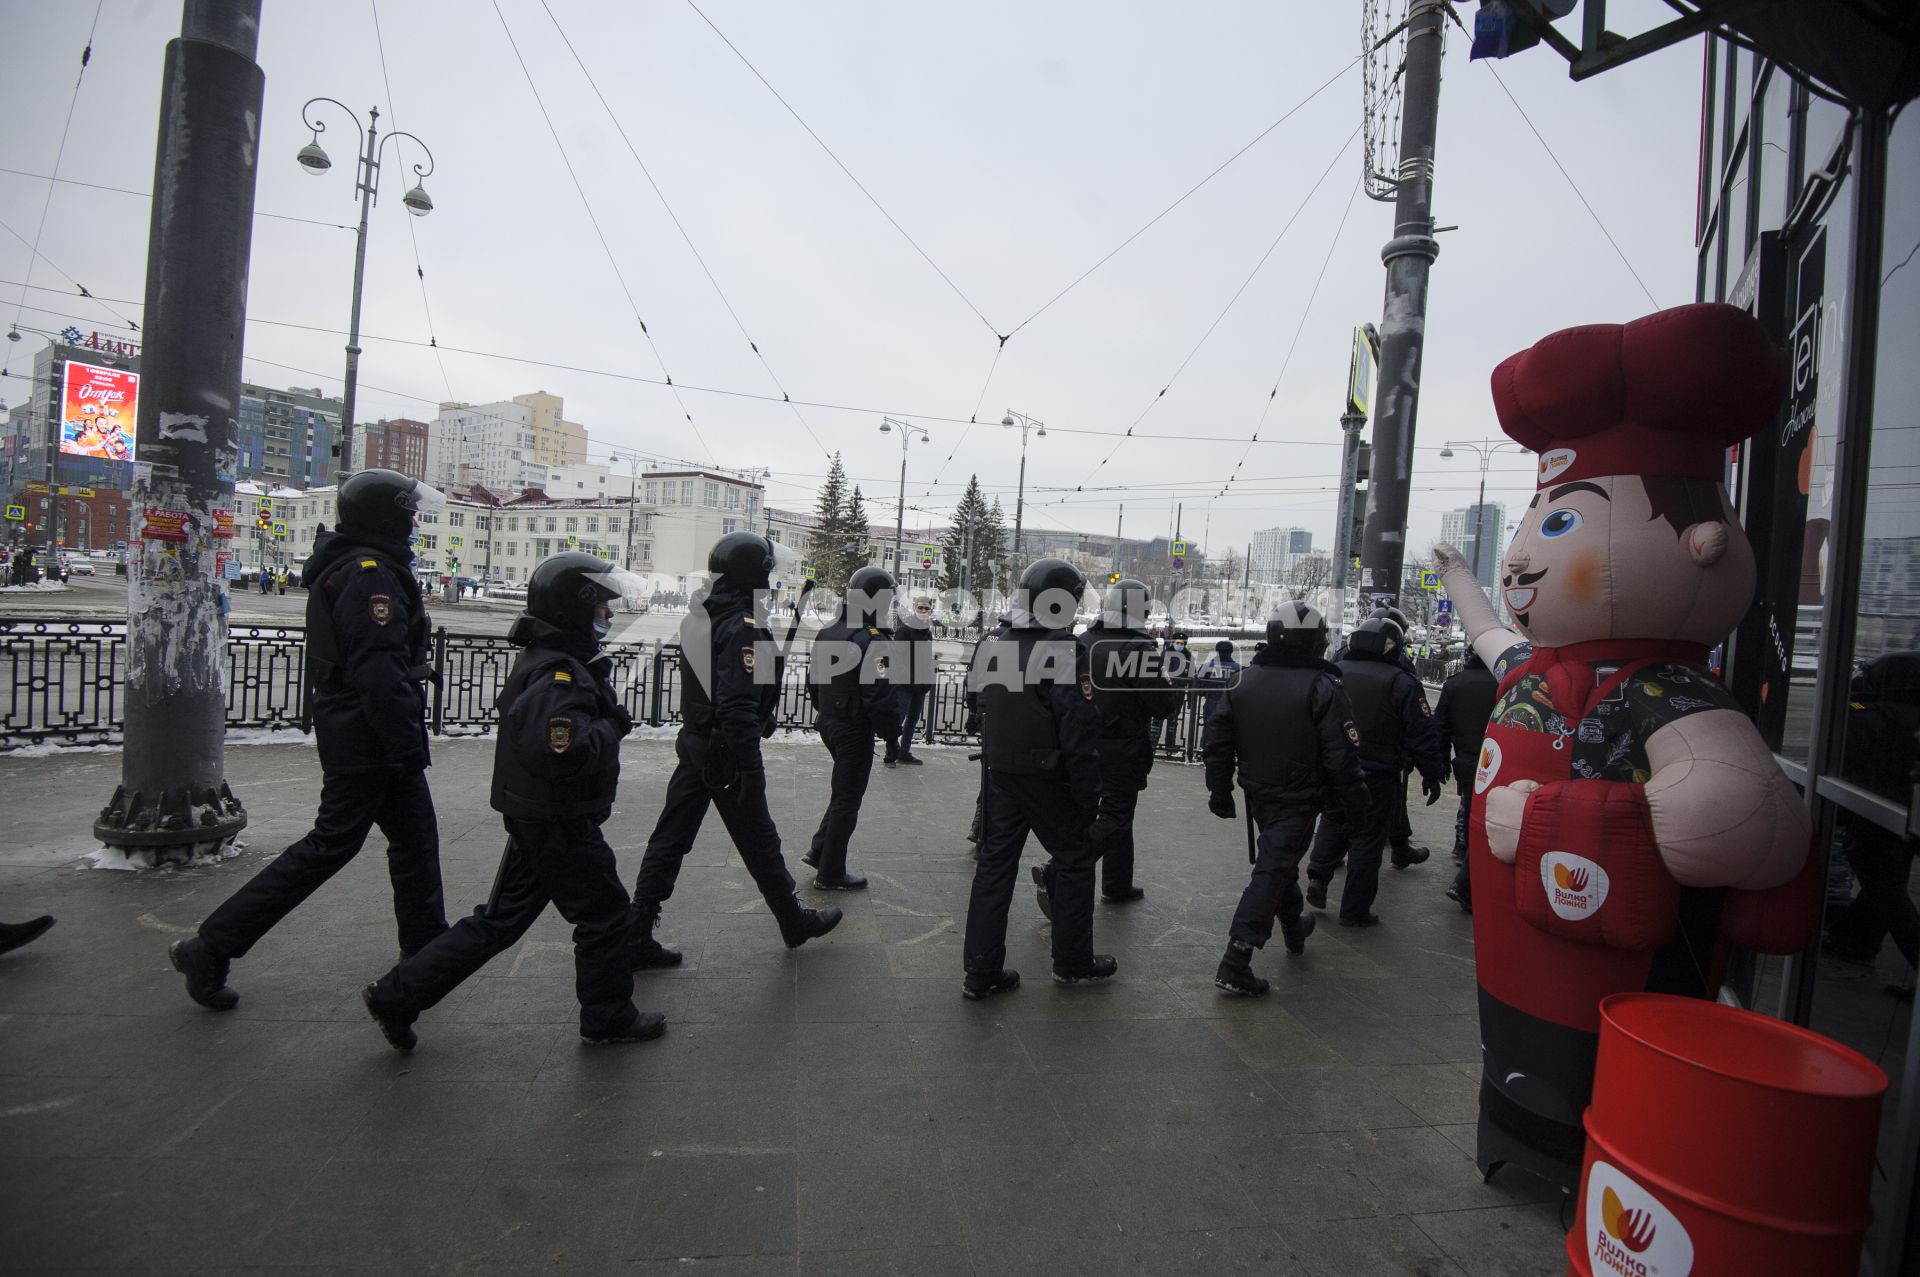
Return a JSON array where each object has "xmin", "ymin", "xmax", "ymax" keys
[
  {"xmin": 1079, "ymin": 674, "xmax": 1095, "ymax": 700},
  {"xmin": 369, "ymin": 595, "xmax": 393, "ymax": 625},
  {"xmin": 1345, "ymin": 721, "xmax": 1360, "ymax": 745},
  {"xmin": 741, "ymin": 646, "xmax": 756, "ymax": 672},
  {"xmin": 547, "ymin": 716, "xmax": 574, "ymax": 752}
]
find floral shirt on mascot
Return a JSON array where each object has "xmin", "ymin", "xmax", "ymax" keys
[{"xmin": 1433, "ymin": 303, "xmax": 1818, "ymax": 1191}]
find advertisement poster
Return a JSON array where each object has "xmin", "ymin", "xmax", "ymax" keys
[
  {"xmin": 60, "ymin": 360, "xmax": 139, "ymax": 461},
  {"xmin": 140, "ymin": 508, "xmax": 191, "ymax": 543}
]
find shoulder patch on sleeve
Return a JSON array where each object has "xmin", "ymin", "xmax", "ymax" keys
[
  {"xmin": 1079, "ymin": 674, "xmax": 1095, "ymax": 700},
  {"xmin": 547, "ymin": 716, "xmax": 574, "ymax": 753},
  {"xmin": 360, "ymin": 559, "xmax": 380, "ymax": 570},
  {"xmin": 741, "ymin": 646, "xmax": 756, "ymax": 672},
  {"xmin": 552, "ymin": 669, "xmax": 573, "ymax": 683},
  {"xmin": 867, "ymin": 626, "xmax": 880, "ymax": 636},
  {"xmin": 368, "ymin": 594, "xmax": 393, "ymax": 625},
  {"xmin": 1345, "ymin": 721, "xmax": 1361, "ymax": 744}
]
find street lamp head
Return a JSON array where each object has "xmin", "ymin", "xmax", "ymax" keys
[
  {"xmin": 401, "ymin": 182, "xmax": 434, "ymax": 216},
  {"xmin": 879, "ymin": 420, "xmax": 892, "ymax": 433},
  {"xmin": 1000, "ymin": 414, "xmax": 1015, "ymax": 427},
  {"xmin": 1035, "ymin": 423, "xmax": 1047, "ymax": 438},
  {"xmin": 296, "ymin": 139, "xmax": 332, "ymax": 175},
  {"xmin": 918, "ymin": 433, "xmax": 929, "ymax": 444},
  {"xmin": 1439, "ymin": 445, "xmax": 1454, "ymax": 458}
]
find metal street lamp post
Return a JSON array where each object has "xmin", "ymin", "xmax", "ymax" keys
[
  {"xmin": 1438, "ymin": 439, "xmax": 1527, "ymax": 589},
  {"xmin": 296, "ymin": 98, "xmax": 437, "ymax": 479},
  {"xmin": 1000, "ymin": 410, "xmax": 1046, "ymax": 574},
  {"xmin": 879, "ymin": 416, "xmax": 929, "ymax": 587}
]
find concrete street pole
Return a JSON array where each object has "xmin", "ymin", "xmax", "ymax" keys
[
  {"xmin": 95, "ymin": 0, "xmax": 260, "ymax": 859},
  {"xmin": 1358, "ymin": 0, "xmax": 1447, "ymax": 609},
  {"xmin": 1330, "ymin": 409, "xmax": 1366, "ymax": 631}
]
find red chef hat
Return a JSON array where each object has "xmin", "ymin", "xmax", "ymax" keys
[{"xmin": 1490, "ymin": 302, "xmax": 1789, "ymax": 488}]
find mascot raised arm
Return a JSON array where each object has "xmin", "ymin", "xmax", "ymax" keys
[{"xmin": 1433, "ymin": 302, "xmax": 1819, "ymax": 1191}]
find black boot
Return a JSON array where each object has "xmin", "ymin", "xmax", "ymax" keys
[
  {"xmin": 1051, "ymin": 954, "xmax": 1118, "ymax": 985},
  {"xmin": 1277, "ymin": 911, "xmax": 1316, "ymax": 956},
  {"xmin": 1031, "ymin": 864, "xmax": 1054, "ymax": 921},
  {"xmin": 883, "ymin": 743, "xmax": 899, "ymax": 768},
  {"xmin": 1214, "ymin": 941, "xmax": 1269, "ymax": 996},
  {"xmin": 1304, "ymin": 878, "xmax": 1328, "ymax": 910},
  {"xmin": 583, "ymin": 1009, "xmax": 667, "ymax": 1045},
  {"xmin": 1390, "ymin": 841, "xmax": 1431, "ymax": 868},
  {"xmin": 627, "ymin": 900, "xmax": 684, "ymax": 970},
  {"xmin": 0, "ymin": 915, "xmax": 55, "ymax": 955},
  {"xmin": 812, "ymin": 871, "xmax": 868, "ymax": 891},
  {"xmin": 961, "ymin": 969, "xmax": 1020, "ymax": 1001},
  {"xmin": 773, "ymin": 894, "xmax": 843, "ymax": 949},
  {"xmin": 361, "ymin": 983, "xmax": 417, "ymax": 1052},
  {"xmin": 169, "ymin": 936, "xmax": 238, "ymax": 1011}
]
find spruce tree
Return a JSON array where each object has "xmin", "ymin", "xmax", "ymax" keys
[
  {"xmin": 978, "ymin": 497, "xmax": 1009, "ymax": 591},
  {"xmin": 939, "ymin": 474, "xmax": 988, "ymax": 593},
  {"xmin": 812, "ymin": 453, "xmax": 849, "ymax": 589},
  {"xmin": 841, "ymin": 485, "xmax": 871, "ymax": 589}
]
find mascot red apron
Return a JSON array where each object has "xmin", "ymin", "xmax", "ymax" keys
[{"xmin": 1435, "ymin": 304, "xmax": 1820, "ymax": 1191}]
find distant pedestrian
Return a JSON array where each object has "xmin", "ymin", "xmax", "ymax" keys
[
  {"xmin": 891, "ymin": 595, "xmax": 937, "ymax": 764},
  {"xmin": 1434, "ymin": 648, "xmax": 1497, "ymax": 912},
  {"xmin": 1196, "ymin": 639, "xmax": 1242, "ymax": 722}
]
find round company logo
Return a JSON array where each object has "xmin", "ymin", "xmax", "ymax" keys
[
  {"xmin": 1587, "ymin": 1160, "xmax": 1693, "ymax": 1276},
  {"xmin": 1473, "ymin": 738, "xmax": 1502, "ymax": 794},
  {"xmin": 1540, "ymin": 851, "xmax": 1610, "ymax": 921}
]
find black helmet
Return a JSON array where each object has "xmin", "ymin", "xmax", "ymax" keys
[
  {"xmin": 337, "ymin": 469, "xmax": 444, "ymax": 540},
  {"xmin": 1348, "ymin": 616, "xmax": 1404, "ymax": 659},
  {"xmin": 1266, "ymin": 601, "xmax": 1328, "ymax": 658},
  {"xmin": 1368, "ymin": 605, "xmax": 1409, "ymax": 632},
  {"xmin": 845, "ymin": 565, "xmax": 896, "ymax": 627},
  {"xmin": 1015, "ymin": 558, "xmax": 1085, "ymax": 629},
  {"xmin": 1100, "ymin": 577, "xmax": 1150, "ymax": 629},
  {"xmin": 528, "ymin": 551, "xmax": 623, "ymax": 638},
  {"xmin": 708, "ymin": 531, "xmax": 773, "ymax": 591}
]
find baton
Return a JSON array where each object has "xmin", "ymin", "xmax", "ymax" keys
[
  {"xmin": 779, "ymin": 578, "xmax": 817, "ymax": 662},
  {"xmin": 483, "ymin": 838, "xmax": 515, "ymax": 918},
  {"xmin": 1244, "ymin": 803, "xmax": 1257, "ymax": 866}
]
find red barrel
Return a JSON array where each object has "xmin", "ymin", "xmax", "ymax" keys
[{"xmin": 1568, "ymin": 992, "xmax": 1886, "ymax": 1277}]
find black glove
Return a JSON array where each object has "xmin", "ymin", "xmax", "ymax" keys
[
  {"xmin": 1208, "ymin": 792, "xmax": 1236, "ymax": 820},
  {"xmin": 1422, "ymin": 775, "xmax": 1444, "ymax": 806},
  {"xmin": 760, "ymin": 716, "xmax": 778, "ymax": 739},
  {"xmin": 1077, "ymin": 796, "xmax": 1100, "ymax": 829},
  {"xmin": 607, "ymin": 701, "xmax": 634, "ymax": 737},
  {"xmin": 963, "ymin": 712, "xmax": 980, "ymax": 735},
  {"xmin": 733, "ymin": 766, "xmax": 767, "ymax": 805}
]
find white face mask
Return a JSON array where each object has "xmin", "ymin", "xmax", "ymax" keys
[{"xmin": 592, "ymin": 614, "xmax": 612, "ymax": 640}]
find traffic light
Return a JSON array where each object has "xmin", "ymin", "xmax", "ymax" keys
[{"xmin": 449, "ymin": 556, "xmax": 460, "ymax": 575}]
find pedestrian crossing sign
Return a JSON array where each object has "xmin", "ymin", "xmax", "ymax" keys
[
  {"xmin": 4, "ymin": 505, "xmax": 22, "ymax": 522},
  {"xmin": 271, "ymin": 521, "xmax": 287, "ymax": 539},
  {"xmin": 1421, "ymin": 570, "xmax": 1440, "ymax": 590},
  {"xmin": 1170, "ymin": 539, "xmax": 1187, "ymax": 558},
  {"xmin": 565, "ymin": 534, "xmax": 578, "ymax": 548},
  {"xmin": 804, "ymin": 564, "xmax": 816, "ymax": 580},
  {"xmin": 919, "ymin": 545, "xmax": 934, "ymax": 569},
  {"xmin": 449, "ymin": 534, "xmax": 463, "ymax": 548}
]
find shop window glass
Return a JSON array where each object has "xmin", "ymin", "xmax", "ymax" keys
[{"xmin": 1754, "ymin": 71, "xmax": 1793, "ymax": 240}]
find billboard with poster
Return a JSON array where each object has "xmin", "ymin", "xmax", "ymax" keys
[{"xmin": 60, "ymin": 361, "xmax": 138, "ymax": 461}]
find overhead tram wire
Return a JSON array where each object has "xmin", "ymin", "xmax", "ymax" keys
[
  {"xmin": 1216, "ymin": 170, "xmax": 1365, "ymax": 503},
  {"xmin": 488, "ymin": 0, "xmax": 716, "ymax": 465},
  {"xmin": 5, "ymin": 0, "xmax": 109, "ymax": 381},
  {"xmin": 0, "ymin": 217, "xmax": 139, "ymax": 345},
  {"xmin": 1005, "ymin": 52, "xmax": 1365, "ymax": 340},
  {"xmin": 1479, "ymin": 61, "xmax": 1660, "ymax": 311},
  {"xmin": 537, "ymin": 0, "xmax": 831, "ymax": 462},
  {"xmin": 0, "ymin": 167, "xmax": 354, "ymax": 230},
  {"xmin": 1074, "ymin": 122, "xmax": 1362, "ymax": 491},
  {"xmin": 369, "ymin": 0, "xmax": 456, "ymax": 403},
  {"xmin": 920, "ymin": 342, "xmax": 1004, "ymax": 499},
  {"xmin": 683, "ymin": 0, "xmax": 1001, "ymax": 342}
]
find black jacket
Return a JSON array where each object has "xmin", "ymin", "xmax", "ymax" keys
[
  {"xmin": 1337, "ymin": 650, "xmax": 1445, "ymax": 782},
  {"xmin": 892, "ymin": 609, "xmax": 938, "ymax": 688},
  {"xmin": 974, "ymin": 626, "xmax": 1103, "ymax": 819},
  {"xmin": 678, "ymin": 581, "xmax": 778, "ymax": 769},
  {"xmin": 302, "ymin": 528, "xmax": 432, "ymax": 774},
  {"xmin": 1077, "ymin": 621, "xmax": 1182, "ymax": 735},
  {"xmin": 1435, "ymin": 662, "xmax": 1498, "ymax": 782},
  {"xmin": 490, "ymin": 617, "xmax": 629, "ymax": 820},
  {"xmin": 1204, "ymin": 646, "xmax": 1368, "ymax": 817},
  {"xmin": 810, "ymin": 610, "xmax": 902, "ymax": 744}
]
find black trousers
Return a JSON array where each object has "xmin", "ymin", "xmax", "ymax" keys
[
  {"xmin": 376, "ymin": 816, "xmax": 637, "ymax": 1037},
  {"xmin": 808, "ymin": 719, "xmax": 875, "ymax": 880},
  {"xmin": 1305, "ymin": 770, "xmax": 1401, "ymax": 923},
  {"xmin": 200, "ymin": 765, "xmax": 446, "ymax": 960},
  {"xmin": 1229, "ymin": 786, "xmax": 1321, "ymax": 948},
  {"xmin": 633, "ymin": 731, "xmax": 797, "ymax": 907},
  {"xmin": 896, "ymin": 687, "xmax": 929, "ymax": 751},
  {"xmin": 1392, "ymin": 774, "xmax": 1415, "ymax": 847},
  {"xmin": 964, "ymin": 771, "xmax": 1096, "ymax": 974},
  {"xmin": 1087, "ymin": 736, "xmax": 1151, "ymax": 895}
]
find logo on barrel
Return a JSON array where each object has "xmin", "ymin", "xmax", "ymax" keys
[
  {"xmin": 1587, "ymin": 1160, "xmax": 1692, "ymax": 1276},
  {"xmin": 1540, "ymin": 851, "xmax": 1609, "ymax": 921}
]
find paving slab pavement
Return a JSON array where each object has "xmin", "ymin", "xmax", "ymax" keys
[{"xmin": 0, "ymin": 736, "xmax": 1566, "ymax": 1274}]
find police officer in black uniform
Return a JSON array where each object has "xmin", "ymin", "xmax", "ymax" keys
[
  {"xmin": 961, "ymin": 558, "xmax": 1112, "ymax": 999},
  {"xmin": 1205, "ymin": 603, "xmax": 1371, "ymax": 994},
  {"xmin": 628, "ymin": 533, "xmax": 842, "ymax": 963},
  {"xmin": 964, "ymin": 612, "xmax": 1013, "ymax": 846},
  {"xmin": 360, "ymin": 552, "xmax": 665, "ymax": 1049},
  {"xmin": 800, "ymin": 565, "xmax": 903, "ymax": 890},
  {"xmin": 1318, "ymin": 605, "xmax": 1434, "ymax": 876},
  {"xmin": 170, "ymin": 469, "xmax": 449, "ymax": 1010},
  {"xmin": 1434, "ymin": 648, "xmax": 1498, "ymax": 911},
  {"xmin": 1304, "ymin": 617, "xmax": 1445, "ymax": 926},
  {"xmin": 1033, "ymin": 577, "xmax": 1179, "ymax": 918}
]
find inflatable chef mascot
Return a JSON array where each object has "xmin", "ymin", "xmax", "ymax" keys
[{"xmin": 1433, "ymin": 303, "xmax": 1819, "ymax": 1191}]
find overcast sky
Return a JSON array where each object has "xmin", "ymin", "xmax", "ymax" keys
[{"xmin": 1, "ymin": 0, "xmax": 1705, "ymax": 561}]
